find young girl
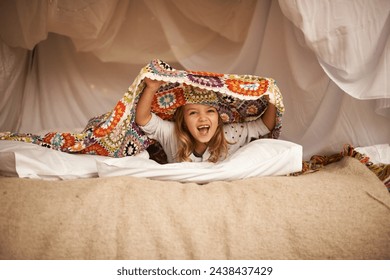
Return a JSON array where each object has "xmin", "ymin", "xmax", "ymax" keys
[{"xmin": 135, "ymin": 77, "xmax": 277, "ymax": 163}]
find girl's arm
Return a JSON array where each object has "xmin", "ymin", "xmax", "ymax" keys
[
  {"xmin": 261, "ymin": 96, "xmax": 277, "ymax": 131},
  {"xmin": 135, "ymin": 78, "xmax": 163, "ymax": 126}
]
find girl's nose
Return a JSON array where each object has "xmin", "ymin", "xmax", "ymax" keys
[{"xmin": 199, "ymin": 113, "xmax": 207, "ymax": 121}]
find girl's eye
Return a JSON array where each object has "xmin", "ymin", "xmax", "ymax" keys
[
  {"xmin": 189, "ymin": 111, "xmax": 197, "ymax": 115},
  {"xmin": 208, "ymin": 109, "xmax": 216, "ymax": 113}
]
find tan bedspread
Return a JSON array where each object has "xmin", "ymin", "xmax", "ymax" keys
[{"xmin": 0, "ymin": 157, "xmax": 389, "ymax": 260}]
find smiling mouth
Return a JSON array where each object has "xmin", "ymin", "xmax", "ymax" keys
[{"xmin": 197, "ymin": 125, "xmax": 210, "ymax": 135}]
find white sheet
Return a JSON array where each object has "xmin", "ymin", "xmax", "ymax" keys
[
  {"xmin": 96, "ymin": 139, "xmax": 303, "ymax": 183},
  {"xmin": 355, "ymin": 144, "xmax": 390, "ymax": 165},
  {"xmin": 0, "ymin": 140, "xmax": 107, "ymax": 180},
  {"xmin": 0, "ymin": 0, "xmax": 389, "ymax": 159},
  {"xmin": 279, "ymin": 0, "xmax": 390, "ymax": 102},
  {"xmin": 0, "ymin": 139, "xmax": 302, "ymax": 182}
]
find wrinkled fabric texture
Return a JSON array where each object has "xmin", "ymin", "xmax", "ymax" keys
[
  {"xmin": 0, "ymin": 0, "xmax": 388, "ymax": 159},
  {"xmin": 0, "ymin": 59, "xmax": 283, "ymax": 158}
]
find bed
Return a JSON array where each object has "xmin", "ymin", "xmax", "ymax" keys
[{"xmin": 0, "ymin": 154, "xmax": 389, "ymax": 260}]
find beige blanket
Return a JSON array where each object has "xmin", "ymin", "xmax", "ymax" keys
[{"xmin": 0, "ymin": 157, "xmax": 389, "ymax": 260}]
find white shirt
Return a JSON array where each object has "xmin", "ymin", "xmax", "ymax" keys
[{"xmin": 140, "ymin": 113, "xmax": 270, "ymax": 163}]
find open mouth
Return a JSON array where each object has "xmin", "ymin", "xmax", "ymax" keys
[{"xmin": 197, "ymin": 125, "xmax": 210, "ymax": 136}]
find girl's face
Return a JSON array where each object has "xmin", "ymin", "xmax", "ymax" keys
[{"xmin": 183, "ymin": 104, "xmax": 219, "ymax": 145}]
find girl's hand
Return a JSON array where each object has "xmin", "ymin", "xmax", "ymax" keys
[
  {"xmin": 264, "ymin": 92, "xmax": 275, "ymax": 105},
  {"xmin": 136, "ymin": 78, "xmax": 164, "ymax": 126},
  {"xmin": 144, "ymin": 77, "xmax": 164, "ymax": 92}
]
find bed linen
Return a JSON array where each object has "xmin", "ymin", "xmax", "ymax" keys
[
  {"xmin": 96, "ymin": 139, "xmax": 302, "ymax": 183},
  {"xmin": 0, "ymin": 157, "xmax": 389, "ymax": 260},
  {"xmin": 0, "ymin": 139, "xmax": 302, "ymax": 182},
  {"xmin": 0, "ymin": 140, "xmax": 109, "ymax": 180}
]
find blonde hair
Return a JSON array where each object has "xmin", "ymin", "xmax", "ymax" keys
[{"xmin": 174, "ymin": 106, "xmax": 229, "ymax": 163}]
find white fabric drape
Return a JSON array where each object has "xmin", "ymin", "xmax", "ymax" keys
[
  {"xmin": 279, "ymin": 0, "xmax": 390, "ymax": 115},
  {"xmin": 0, "ymin": 0, "xmax": 388, "ymax": 159}
]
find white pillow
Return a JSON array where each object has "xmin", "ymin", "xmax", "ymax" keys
[
  {"xmin": 0, "ymin": 140, "xmax": 103, "ymax": 180},
  {"xmin": 96, "ymin": 139, "xmax": 303, "ymax": 183},
  {"xmin": 0, "ymin": 151, "xmax": 17, "ymax": 177},
  {"xmin": 0, "ymin": 140, "xmax": 148, "ymax": 180},
  {"xmin": 0, "ymin": 139, "xmax": 303, "ymax": 182}
]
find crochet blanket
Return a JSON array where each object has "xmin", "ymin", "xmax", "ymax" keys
[{"xmin": 0, "ymin": 59, "xmax": 284, "ymax": 158}]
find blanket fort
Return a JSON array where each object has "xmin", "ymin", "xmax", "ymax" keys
[{"xmin": 0, "ymin": 59, "xmax": 284, "ymax": 158}]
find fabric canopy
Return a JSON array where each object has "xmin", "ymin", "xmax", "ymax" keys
[{"xmin": 0, "ymin": 0, "xmax": 389, "ymax": 159}]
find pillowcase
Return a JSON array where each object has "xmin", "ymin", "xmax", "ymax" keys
[
  {"xmin": 0, "ymin": 139, "xmax": 303, "ymax": 182},
  {"xmin": 0, "ymin": 140, "xmax": 148, "ymax": 180},
  {"xmin": 0, "ymin": 140, "xmax": 104, "ymax": 180},
  {"xmin": 96, "ymin": 139, "xmax": 303, "ymax": 183}
]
